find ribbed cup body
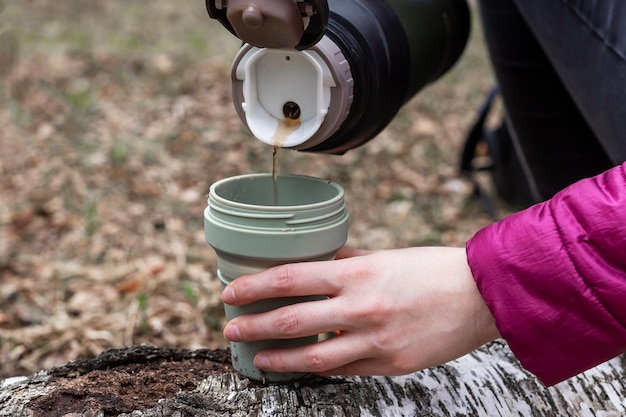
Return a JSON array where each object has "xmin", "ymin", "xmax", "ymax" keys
[{"xmin": 204, "ymin": 173, "xmax": 349, "ymax": 381}]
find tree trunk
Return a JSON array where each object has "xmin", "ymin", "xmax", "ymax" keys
[{"xmin": 1, "ymin": 341, "xmax": 625, "ymax": 416}]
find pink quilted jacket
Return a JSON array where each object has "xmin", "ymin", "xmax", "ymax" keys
[{"xmin": 467, "ymin": 162, "xmax": 626, "ymax": 386}]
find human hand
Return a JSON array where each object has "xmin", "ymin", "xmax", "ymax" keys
[{"xmin": 221, "ymin": 246, "xmax": 500, "ymax": 376}]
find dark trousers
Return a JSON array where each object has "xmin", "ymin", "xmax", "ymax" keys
[{"xmin": 478, "ymin": 0, "xmax": 626, "ymax": 202}]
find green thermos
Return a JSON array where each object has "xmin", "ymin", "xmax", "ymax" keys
[{"xmin": 207, "ymin": 0, "xmax": 470, "ymax": 153}]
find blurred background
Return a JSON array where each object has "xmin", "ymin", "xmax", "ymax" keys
[{"xmin": 0, "ymin": 0, "xmax": 507, "ymax": 378}]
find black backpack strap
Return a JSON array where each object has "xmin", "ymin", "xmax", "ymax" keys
[{"xmin": 459, "ymin": 87, "xmax": 500, "ymax": 220}]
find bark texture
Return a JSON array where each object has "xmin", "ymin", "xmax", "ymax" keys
[{"xmin": 1, "ymin": 342, "xmax": 625, "ymax": 416}]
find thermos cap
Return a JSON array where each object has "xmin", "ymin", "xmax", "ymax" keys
[
  {"xmin": 226, "ymin": 0, "xmax": 304, "ymax": 49},
  {"xmin": 207, "ymin": 0, "xmax": 329, "ymax": 50}
]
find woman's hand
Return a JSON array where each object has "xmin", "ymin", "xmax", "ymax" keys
[{"xmin": 221, "ymin": 246, "xmax": 500, "ymax": 376}]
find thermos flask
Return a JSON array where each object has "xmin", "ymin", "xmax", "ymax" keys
[{"xmin": 207, "ymin": 0, "xmax": 470, "ymax": 153}]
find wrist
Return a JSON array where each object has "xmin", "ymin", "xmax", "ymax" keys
[{"xmin": 460, "ymin": 248, "xmax": 500, "ymax": 343}]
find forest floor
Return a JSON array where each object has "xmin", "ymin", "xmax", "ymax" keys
[{"xmin": 0, "ymin": 0, "xmax": 513, "ymax": 378}]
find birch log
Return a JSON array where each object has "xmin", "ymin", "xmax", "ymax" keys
[{"xmin": 1, "ymin": 341, "xmax": 625, "ymax": 416}]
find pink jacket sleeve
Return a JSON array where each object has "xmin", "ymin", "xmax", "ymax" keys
[{"xmin": 466, "ymin": 162, "xmax": 626, "ymax": 386}]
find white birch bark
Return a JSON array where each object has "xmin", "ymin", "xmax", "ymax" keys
[{"xmin": 1, "ymin": 341, "xmax": 625, "ymax": 416}]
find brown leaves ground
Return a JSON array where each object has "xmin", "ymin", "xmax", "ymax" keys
[{"xmin": 0, "ymin": 1, "xmax": 509, "ymax": 378}]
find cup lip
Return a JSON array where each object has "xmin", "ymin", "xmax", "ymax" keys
[{"xmin": 209, "ymin": 173, "xmax": 344, "ymax": 211}]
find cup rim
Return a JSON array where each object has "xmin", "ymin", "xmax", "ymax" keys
[{"xmin": 209, "ymin": 173, "xmax": 344, "ymax": 211}]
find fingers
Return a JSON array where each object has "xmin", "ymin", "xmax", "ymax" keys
[
  {"xmin": 315, "ymin": 358, "xmax": 397, "ymax": 377},
  {"xmin": 221, "ymin": 262, "xmax": 337, "ymax": 306},
  {"xmin": 252, "ymin": 335, "xmax": 409, "ymax": 376},
  {"xmin": 224, "ymin": 297, "xmax": 347, "ymax": 342},
  {"xmin": 253, "ymin": 333, "xmax": 375, "ymax": 374},
  {"xmin": 222, "ymin": 251, "xmax": 374, "ymax": 306}
]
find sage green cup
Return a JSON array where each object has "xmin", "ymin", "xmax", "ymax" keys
[{"xmin": 204, "ymin": 173, "xmax": 349, "ymax": 382}]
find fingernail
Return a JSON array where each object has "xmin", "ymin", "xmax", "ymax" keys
[
  {"xmin": 222, "ymin": 286, "xmax": 236, "ymax": 304},
  {"xmin": 223, "ymin": 324, "xmax": 242, "ymax": 342},
  {"xmin": 255, "ymin": 354, "xmax": 271, "ymax": 370}
]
